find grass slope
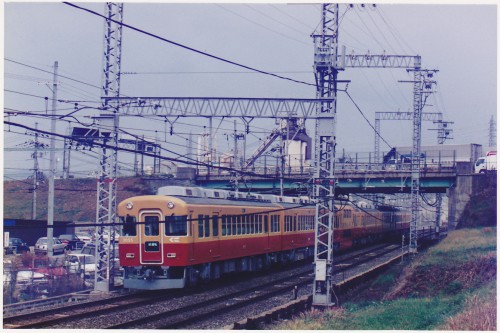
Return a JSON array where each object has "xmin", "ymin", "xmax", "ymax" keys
[{"xmin": 276, "ymin": 227, "xmax": 496, "ymax": 330}]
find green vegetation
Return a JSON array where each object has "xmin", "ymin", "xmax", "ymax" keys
[{"xmin": 275, "ymin": 227, "xmax": 496, "ymax": 330}]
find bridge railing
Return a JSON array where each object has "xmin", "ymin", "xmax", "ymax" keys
[
  {"xmin": 196, "ymin": 162, "xmax": 457, "ymax": 178},
  {"xmin": 196, "ymin": 150, "xmax": 459, "ymax": 177}
]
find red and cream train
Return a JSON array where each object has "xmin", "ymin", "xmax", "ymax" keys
[{"xmin": 117, "ymin": 186, "xmax": 410, "ymax": 289}]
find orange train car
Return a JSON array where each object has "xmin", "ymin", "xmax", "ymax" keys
[{"xmin": 117, "ymin": 186, "xmax": 409, "ymax": 289}]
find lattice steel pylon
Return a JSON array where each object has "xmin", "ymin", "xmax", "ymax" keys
[
  {"xmin": 94, "ymin": 2, "xmax": 123, "ymax": 292},
  {"xmin": 404, "ymin": 68, "xmax": 438, "ymax": 253},
  {"xmin": 489, "ymin": 114, "xmax": 496, "ymax": 147},
  {"xmin": 311, "ymin": 3, "xmax": 341, "ymax": 308}
]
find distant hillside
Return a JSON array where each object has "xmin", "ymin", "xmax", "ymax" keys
[{"xmin": 3, "ymin": 177, "xmax": 155, "ymax": 221}]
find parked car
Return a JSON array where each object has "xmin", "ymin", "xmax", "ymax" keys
[
  {"xmin": 65, "ymin": 253, "xmax": 96, "ymax": 277},
  {"xmin": 34, "ymin": 237, "xmax": 67, "ymax": 255},
  {"xmin": 4, "ymin": 238, "xmax": 30, "ymax": 255},
  {"xmin": 75, "ymin": 232, "xmax": 92, "ymax": 244},
  {"xmin": 57, "ymin": 234, "xmax": 85, "ymax": 251}
]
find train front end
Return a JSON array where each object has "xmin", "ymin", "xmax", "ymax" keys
[{"xmin": 118, "ymin": 195, "xmax": 191, "ymax": 289}]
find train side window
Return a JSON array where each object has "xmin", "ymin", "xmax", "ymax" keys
[
  {"xmin": 144, "ymin": 216, "xmax": 159, "ymax": 236},
  {"xmin": 198, "ymin": 215, "xmax": 204, "ymax": 238},
  {"xmin": 272, "ymin": 215, "xmax": 280, "ymax": 232},
  {"xmin": 241, "ymin": 215, "xmax": 246, "ymax": 235},
  {"xmin": 264, "ymin": 215, "xmax": 269, "ymax": 233},
  {"xmin": 165, "ymin": 215, "xmax": 188, "ymax": 236},
  {"xmin": 221, "ymin": 215, "xmax": 227, "ymax": 236},
  {"xmin": 228, "ymin": 215, "xmax": 233, "ymax": 236},
  {"xmin": 204, "ymin": 215, "xmax": 210, "ymax": 237},
  {"xmin": 258, "ymin": 215, "xmax": 262, "ymax": 234},
  {"xmin": 236, "ymin": 216, "xmax": 242, "ymax": 235},
  {"xmin": 293, "ymin": 216, "xmax": 297, "ymax": 231},
  {"xmin": 121, "ymin": 215, "xmax": 137, "ymax": 236},
  {"xmin": 250, "ymin": 214, "xmax": 255, "ymax": 234},
  {"xmin": 212, "ymin": 215, "xmax": 219, "ymax": 237}
]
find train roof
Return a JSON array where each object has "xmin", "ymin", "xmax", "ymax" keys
[{"xmin": 157, "ymin": 186, "xmax": 312, "ymax": 205}]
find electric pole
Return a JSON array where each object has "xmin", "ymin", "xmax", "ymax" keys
[
  {"xmin": 32, "ymin": 122, "xmax": 40, "ymax": 220},
  {"xmin": 94, "ymin": 2, "xmax": 123, "ymax": 292},
  {"xmin": 311, "ymin": 3, "xmax": 340, "ymax": 308},
  {"xmin": 47, "ymin": 61, "xmax": 58, "ymax": 257},
  {"xmin": 401, "ymin": 68, "xmax": 438, "ymax": 253}
]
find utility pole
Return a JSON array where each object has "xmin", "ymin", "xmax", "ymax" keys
[
  {"xmin": 311, "ymin": 3, "xmax": 340, "ymax": 308},
  {"xmin": 95, "ymin": 2, "xmax": 123, "ymax": 292},
  {"xmin": 32, "ymin": 122, "xmax": 40, "ymax": 220},
  {"xmin": 232, "ymin": 120, "xmax": 244, "ymax": 192},
  {"xmin": 62, "ymin": 127, "xmax": 71, "ymax": 179},
  {"xmin": 47, "ymin": 61, "xmax": 58, "ymax": 257},
  {"xmin": 401, "ymin": 68, "xmax": 438, "ymax": 253}
]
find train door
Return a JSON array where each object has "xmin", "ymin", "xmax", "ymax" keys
[
  {"xmin": 139, "ymin": 210, "xmax": 164, "ymax": 264},
  {"xmin": 210, "ymin": 213, "xmax": 221, "ymax": 259}
]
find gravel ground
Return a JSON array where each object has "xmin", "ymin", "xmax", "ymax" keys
[{"xmin": 8, "ymin": 244, "xmax": 401, "ymax": 329}]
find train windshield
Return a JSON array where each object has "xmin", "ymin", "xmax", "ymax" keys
[
  {"xmin": 165, "ymin": 215, "xmax": 188, "ymax": 236},
  {"xmin": 120, "ymin": 215, "xmax": 137, "ymax": 236}
]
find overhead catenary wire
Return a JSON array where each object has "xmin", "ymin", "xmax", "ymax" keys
[
  {"xmin": 343, "ymin": 90, "xmax": 392, "ymax": 150},
  {"xmin": 63, "ymin": 2, "xmax": 316, "ymax": 88},
  {"xmin": 5, "ymin": 120, "xmax": 312, "ymax": 182}
]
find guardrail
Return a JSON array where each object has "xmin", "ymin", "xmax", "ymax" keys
[{"xmin": 3, "ymin": 290, "xmax": 93, "ymax": 316}]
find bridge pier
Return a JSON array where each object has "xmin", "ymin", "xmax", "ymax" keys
[{"xmin": 447, "ymin": 173, "xmax": 496, "ymax": 230}]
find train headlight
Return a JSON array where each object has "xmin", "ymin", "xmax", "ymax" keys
[
  {"xmin": 125, "ymin": 202, "xmax": 133, "ymax": 210},
  {"xmin": 167, "ymin": 201, "xmax": 175, "ymax": 209}
]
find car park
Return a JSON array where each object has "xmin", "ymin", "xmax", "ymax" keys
[
  {"xmin": 58, "ymin": 234, "xmax": 85, "ymax": 251},
  {"xmin": 34, "ymin": 237, "xmax": 67, "ymax": 255},
  {"xmin": 4, "ymin": 238, "xmax": 30, "ymax": 255}
]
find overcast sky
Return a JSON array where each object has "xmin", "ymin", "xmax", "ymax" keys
[{"xmin": 3, "ymin": 2, "xmax": 498, "ymax": 179}]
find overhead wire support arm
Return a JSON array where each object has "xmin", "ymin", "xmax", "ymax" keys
[{"xmin": 102, "ymin": 97, "xmax": 334, "ymax": 118}]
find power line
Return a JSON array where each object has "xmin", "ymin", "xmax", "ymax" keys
[
  {"xmin": 5, "ymin": 58, "xmax": 102, "ymax": 90},
  {"xmin": 343, "ymin": 90, "xmax": 392, "ymax": 149},
  {"xmin": 5, "ymin": 120, "xmax": 308, "ymax": 182},
  {"xmin": 63, "ymin": 2, "xmax": 316, "ymax": 88}
]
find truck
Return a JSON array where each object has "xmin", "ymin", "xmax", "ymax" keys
[{"xmin": 474, "ymin": 151, "xmax": 497, "ymax": 173}]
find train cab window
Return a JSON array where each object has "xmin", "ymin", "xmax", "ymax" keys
[
  {"xmin": 212, "ymin": 215, "xmax": 219, "ymax": 237},
  {"xmin": 144, "ymin": 216, "xmax": 159, "ymax": 236},
  {"xmin": 165, "ymin": 215, "xmax": 188, "ymax": 236},
  {"xmin": 121, "ymin": 215, "xmax": 137, "ymax": 236}
]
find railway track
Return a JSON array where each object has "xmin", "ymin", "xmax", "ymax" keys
[{"xmin": 4, "ymin": 243, "xmax": 401, "ymax": 329}]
